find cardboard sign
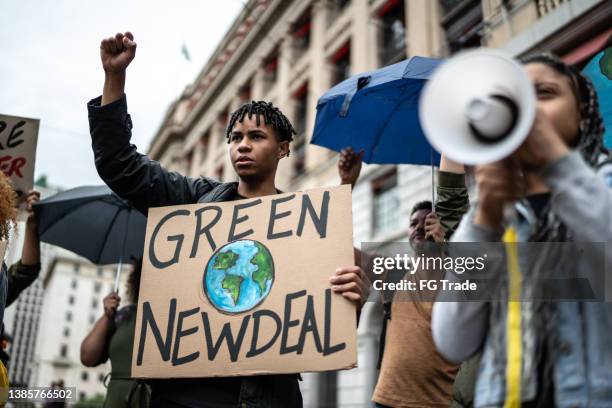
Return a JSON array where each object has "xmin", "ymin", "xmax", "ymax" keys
[
  {"xmin": 0, "ymin": 114, "xmax": 39, "ymax": 204},
  {"xmin": 132, "ymin": 185, "xmax": 357, "ymax": 378}
]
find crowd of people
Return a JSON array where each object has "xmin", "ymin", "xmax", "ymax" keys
[{"xmin": 0, "ymin": 29, "xmax": 609, "ymax": 408}]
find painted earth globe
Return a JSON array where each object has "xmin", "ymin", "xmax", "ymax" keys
[{"xmin": 204, "ymin": 239, "xmax": 274, "ymax": 314}]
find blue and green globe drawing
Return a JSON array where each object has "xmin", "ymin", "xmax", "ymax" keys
[{"xmin": 204, "ymin": 239, "xmax": 275, "ymax": 314}]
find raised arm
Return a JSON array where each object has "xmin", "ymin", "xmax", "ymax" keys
[
  {"xmin": 89, "ymin": 32, "xmax": 218, "ymax": 213},
  {"xmin": 6, "ymin": 191, "xmax": 41, "ymax": 306},
  {"xmin": 435, "ymin": 155, "xmax": 469, "ymax": 239}
]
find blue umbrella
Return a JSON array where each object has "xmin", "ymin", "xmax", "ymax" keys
[{"xmin": 311, "ymin": 56, "xmax": 443, "ymax": 165}]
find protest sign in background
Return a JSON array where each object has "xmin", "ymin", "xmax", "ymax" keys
[
  {"xmin": 0, "ymin": 114, "xmax": 39, "ymax": 205},
  {"xmin": 132, "ymin": 185, "xmax": 357, "ymax": 378}
]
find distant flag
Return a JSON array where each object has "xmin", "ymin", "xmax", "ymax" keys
[{"xmin": 181, "ymin": 43, "xmax": 192, "ymax": 62}]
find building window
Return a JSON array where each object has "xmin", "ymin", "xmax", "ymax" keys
[
  {"xmin": 335, "ymin": 0, "xmax": 350, "ymax": 9},
  {"xmin": 99, "ymin": 373, "xmax": 105, "ymax": 382},
  {"xmin": 292, "ymin": 83, "xmax": 309, "ymax": 179},
  {"xmin": 79, "ymin": 392, "xmax": 85, "ymax": 401},
  {"xmin": 71, "ymin": 279, "xmax": 77, "ymax": 289},
  {"xmin": 329, "ymin": 0, "xmax": 351, "ymax": 22},
  {"xmin": 439, "ymin": 0, "xmax": 465, "ymax": 14},
  {"xmin": 81, "ymin": 371, "xmax": 88, "ymax": 381},
  {"xmin": 372, "ymin": 169, "xmax": 399, "ymax": 236},
  {"xmin": 60, "ymin": 344, "xmax": 68, "ymax": 357},
  {"xmin": 90, "ymin": 315, "xmax": 96, "ymax": 325},
  {"xmin": 534, "ymin": 0, "xmax": 567, "ymax": 18},
  {"xmin": 239, "ymin": 81, "xmax": 252, "ymax": 103},
  {"xmin": 65, "ymin": 311, "xmax": 72, "ymax": 322},
  {"xmin": 91, "ymin": 299, "xmax": 97, "ymax": 309},
  {"xmin": 186, "ymin": 149, "xmax": 194, "ymax": 174},
  {"xmin": 263, "ymin": 48, "xmax": 279, "ymax": 94},
  {"xmin": 68, "ymin": 295, "xmax": 74, "ymax": 305},
  {"xmin": 292, "ymin": 9, "xmax": 311, "ymax": 59},
  {"xmin": 73, "ymin": 263, "xmax": 80, "ymax": 274},
  {"xmin": 330, "ymin": 42, "xmax": 351, "ymax": 86},
  {"xmin": 64, "ymin": 327, "xmax": 70, "ymax": 337},
  {"xmin": 440, "ymin": 0, "xmax": 483, "ymax": 53},
  {"xmin": 94, "ymin": 282, "xmax": 101, "ymax": 293},
  {"xmin": 377, "ymin": 0, "xmax": 407, "ymax": 66}
]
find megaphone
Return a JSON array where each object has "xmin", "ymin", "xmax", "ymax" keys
[{"xmin": 419, "ymin": 49, "xmax": 536, "ymax": 165}]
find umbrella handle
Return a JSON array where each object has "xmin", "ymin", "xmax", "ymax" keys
[
  {"xmin": 114, "ymin": 209, "xmax": 131, "ymax": 293},
  {"xmin": 114, "ymin": 260, "xmax": 122, "ymax": 293}
]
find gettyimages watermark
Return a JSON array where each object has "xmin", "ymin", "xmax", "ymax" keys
[{"xmin": 361, "ymin": 241, "xmax": 610, "ymax": 302}]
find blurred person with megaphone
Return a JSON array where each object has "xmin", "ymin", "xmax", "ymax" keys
[{"xmin": 430, "ymin": 52, "xmax": 611, "ymax": 408}]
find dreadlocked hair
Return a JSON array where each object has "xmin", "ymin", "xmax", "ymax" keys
[
  {"xmin": 0, "ymin": 172, "xmax": 17, "ymax": 242},
  {"xmin": 225, "ymin": 101, "xmax": 296, "ymax": 156}
]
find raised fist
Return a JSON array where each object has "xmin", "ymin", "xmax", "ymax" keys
[
  {"xmin": 100, "ymin": 32, "xmax": 137, "ymax": 74},
  {"xmin": 338, "ymin": 147, "xmax": 364, "ymax": 190}
]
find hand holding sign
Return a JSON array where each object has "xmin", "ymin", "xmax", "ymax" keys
[
  {"xmin": 330, "ymin": 266, "xmax": 369, "ymax": 308},
  {"xmin": 100, "ymin": 32, "xmax": 137, "ymax": 75}
]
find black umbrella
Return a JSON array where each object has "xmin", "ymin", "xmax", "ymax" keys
[{"xmin": 33, "ymin": 185, "xmax": 147, "ymax": 291}]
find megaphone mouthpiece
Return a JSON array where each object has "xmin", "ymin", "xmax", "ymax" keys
[{"xmin": 466, "ymin": 94, "xmax": 518, "ymax": 143}]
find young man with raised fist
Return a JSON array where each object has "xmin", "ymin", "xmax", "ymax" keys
[{"xmin": 87, "ymin": 32, "xmax": 368, "ymax": 408}]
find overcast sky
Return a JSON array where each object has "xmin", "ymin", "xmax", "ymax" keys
[{"xmin": 1, "ymin": 0, "xmax": 243, "ymax": 189}]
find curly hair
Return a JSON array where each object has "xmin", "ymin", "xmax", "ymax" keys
[
  {"xmin": 126, "ymin": 257, "xmax": 142, "ymax": 303},
  {"xmin": 0, "ymin": 172, "xmax": 17, "ymax": 241}
]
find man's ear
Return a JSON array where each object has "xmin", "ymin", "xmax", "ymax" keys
[{"xmin": 278, "ymin": 140, "xmax": 290, "ymax": 159}]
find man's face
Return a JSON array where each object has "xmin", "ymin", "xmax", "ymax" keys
[
  {"xmin": 228, "ymin": 116, "xmax": 289, "ymax": 182},
  {"xmin": 409, "ymin": 208, "xmax": 431, "ymax": 249}
]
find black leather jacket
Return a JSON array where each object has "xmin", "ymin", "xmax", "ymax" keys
[{"xmin": 88, "ymin": 95, "xmax": 302, "ymax": 408}]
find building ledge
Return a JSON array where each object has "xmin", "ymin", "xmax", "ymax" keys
[{"xmin": 500, "ymin": 0, "xmax": 605, "ymax": 56}]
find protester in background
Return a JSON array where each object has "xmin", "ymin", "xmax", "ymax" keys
[
  {"xmin": 338, "ymin": 149, "xmax": 469, "ymax": 408},
  {"xmin": 0, "ymin": 175, "xmax": 41, "ymax": 405},
  {"xmin": 81, "ymin": 259, "xmax": 149, "ymax": 408},
  {"xmin": 5, "ymin": 190, "xmax": 42, "ymax": 307},
  {"xmin": 87, "ymin": 31, "xmax": 367, "ymax": 408},
  {"xmin": 0, "ymin": 173, "xmax": 13, "ymax": 404},
  {"xmin": 433, "ymin": 54, "xmax": 612, "ymax": 406},
  {"xmin": 0, "ymin": 180, "xmax": 42, "ymax": 355}
]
